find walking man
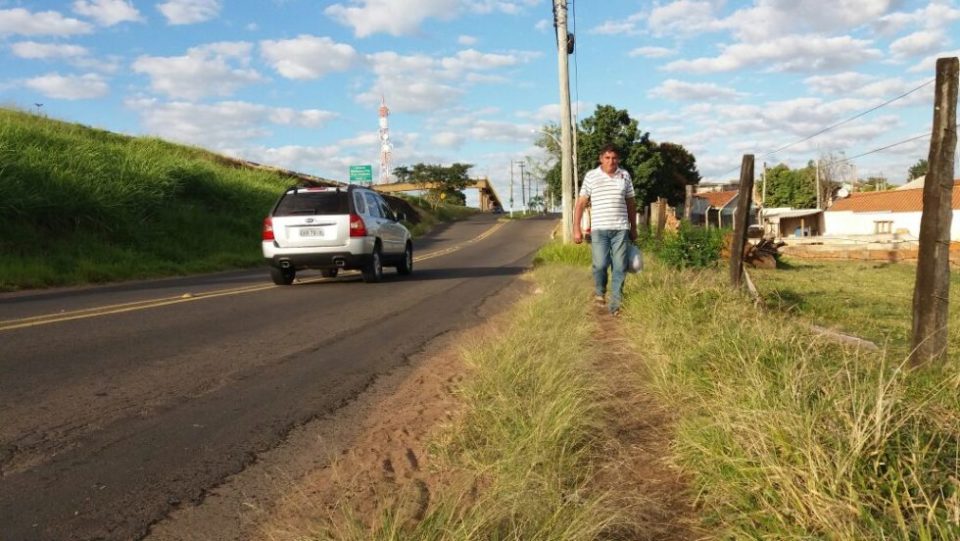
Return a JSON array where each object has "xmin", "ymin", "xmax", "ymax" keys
[{"xmin": 573, "ymin": 144, "xmax": 638, "ymax": 316}]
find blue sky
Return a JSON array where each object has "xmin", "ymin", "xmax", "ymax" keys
[{"xmin": 3, "ymin": 0, "xmax": 959, "ymax": 208}]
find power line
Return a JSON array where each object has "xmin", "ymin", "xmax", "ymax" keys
[
  {"xmin": 762, "ymin": 78, "xmax": 934, "ymax": 158},
  {"xmin": 714, "ymin": 78, "xmax": 936, "ymax": 179},
  {"xmin": 822, "ymin": 131, "xmax": 933, "ymax": 167}
]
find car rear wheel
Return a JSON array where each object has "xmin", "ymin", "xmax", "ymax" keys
[
  {"xmin": 396, "ymin": 242, "xmax": 413, "ymax": 275},
  {"xmin": 361, "ymin": 245, "xmax": 383, "ymax": 283},
  {"xmin": 321, "ymin": 268, "xmax": 339, "ymax": 278},
  {"xmin": 270, "ymin": 266, "xmax": 295, "ymax": 285}
]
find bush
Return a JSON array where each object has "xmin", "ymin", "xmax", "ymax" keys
[{"xmin": 656, "ymin": 223, "xmax": 726, "ymax": 269}]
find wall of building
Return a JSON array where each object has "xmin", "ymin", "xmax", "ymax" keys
[{"xmin": 824, "ymin": 210, "xmax": 927, "ymax": 237}]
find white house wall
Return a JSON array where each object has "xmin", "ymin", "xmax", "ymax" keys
[{"xmin": 823, "ymin": 210, "xmax": 940, "ymax": 238}]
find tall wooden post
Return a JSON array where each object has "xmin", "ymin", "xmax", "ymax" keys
[
  {"xmin": 684, "ymin": 185, "xmax": 693, "ymax": 221},
  {"xmin": 730, "ymin": 155, "xmax": 755, "ymax": 288},
  {"xmin": 911, "ymin": 57, "xmax": 958, "ymax": 367},
  {"xmin": 656, "ymin": 197, "xmax": 667, "ymax": 237}
]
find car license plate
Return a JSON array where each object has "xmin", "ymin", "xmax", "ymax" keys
[{"xmin": 299, "ymin": 227, "xmax": 324, "ymax": 237}]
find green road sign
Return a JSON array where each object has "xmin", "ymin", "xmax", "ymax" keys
[{"xmin": 349, "ymin": 165, "xmax": 373, "ymax": 183}]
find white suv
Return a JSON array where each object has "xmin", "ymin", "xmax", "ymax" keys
[{"xmin": 262, "ymin": 184, "xmax": 413, "ymax": 284}]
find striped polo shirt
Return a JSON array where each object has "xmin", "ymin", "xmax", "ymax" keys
[{"xmin": 580, "ymin": 166, "xmax": 635, "ymax": 230}]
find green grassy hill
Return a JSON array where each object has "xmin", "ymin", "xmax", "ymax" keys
[{"xmin": 0, "ymin": 108, "xmax": 459, "ymax": 291}]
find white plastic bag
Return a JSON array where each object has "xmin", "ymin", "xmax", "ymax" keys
[{"xmin": 627, "ymin": 244, "xmax": 643, "ymax": 273}]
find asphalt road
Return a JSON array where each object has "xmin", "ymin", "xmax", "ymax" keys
[{"xmin": 0, "ymin": 213, "xmax": 558, "ymax": 541}]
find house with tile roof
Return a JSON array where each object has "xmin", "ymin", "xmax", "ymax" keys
[
  {"xmin": 690, "ymin": 190, "xmax": 756, "ymax": 228},
  {"xmin": 823, "ymin": 182, "xmax": 960, "ymax": 239},
  {"xmin": 762, "ymin": 207, "xmax": 824, "ymax": 238}
]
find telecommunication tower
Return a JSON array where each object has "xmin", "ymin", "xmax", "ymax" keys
[{"xmin": 378, "ymin": 96, "xmax": 392, "ymax": 184}]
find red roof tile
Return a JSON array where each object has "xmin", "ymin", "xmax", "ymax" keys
[
  {"xmin": 829, "ymin": 184, "xmax": 960, "ymax": 212},
  {"xmin": 694, "ymin": 190, "xmax": 738, "ymax": 209}
]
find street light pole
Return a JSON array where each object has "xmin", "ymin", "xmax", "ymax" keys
[{"xmin": 553, "ymin": 0, "xmax": 573, "ymax": 243}]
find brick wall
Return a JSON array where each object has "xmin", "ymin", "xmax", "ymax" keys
[{"xmin": 780, "ymin": 241, "xmax": 960, "ymax": 265}]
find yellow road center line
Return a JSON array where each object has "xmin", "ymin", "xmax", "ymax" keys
[{"xmin": 0, "ymin": 220, "xmax": 508, "ymax": 331}]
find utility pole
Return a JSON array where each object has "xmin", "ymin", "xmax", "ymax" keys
[
  {"xmin": 553, "ymin": 0, "xmax": 574, "ymax": 242},
  {"xmin": 815, "ymin": 157, "xmax": 821, "ymax": 209},
  {"xmin": 761, "ymin": 161, "xmax": 767, "ymax": 207},
  {"xmin": 509, "ymin": 162, "xmax": 515, "ymax": 218},
  {"xmin": 518, "ymin": 161, "xmax": 527, "ymax": 211}
]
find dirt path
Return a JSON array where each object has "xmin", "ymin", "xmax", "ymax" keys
[{"xmin": 146, "ymin": 278, "xmax": 701, "ymax": 540}]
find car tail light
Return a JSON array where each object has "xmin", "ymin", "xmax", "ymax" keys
[
  {"xmin": 262, "ymin": 216, "xmax": 275, "ymax": 241},
  {"xmin": 349, "ymin": 213, "xmax": 367, "ymax": 237}
]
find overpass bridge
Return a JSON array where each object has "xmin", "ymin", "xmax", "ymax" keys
[{"xmin": 373, "ymin": 178, "xmax": 503, "ymax": 212}]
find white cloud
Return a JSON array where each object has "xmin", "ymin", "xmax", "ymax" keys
[
  {"xmin": 0, "ymin": 8, "xmax": 93, "ymax": 36},
  {"xmin": 647, "ymin": 0, "xmax": 720, "ymax": 38},
  {"xmin": 268, "ymin": 108, "xmax": 338, "ymax": 127},
  {"xmin": 325, "ymin": 0, "xmax": 537, "ymax": 37},
  {"xmin": 876, "ymin": 2, "xmax": 960, "ymax": 35},
  {"xmin": 25, "ymin": 73, "xmax": 108, "ymax": 99},
  {"xmin": 721, "ymin": 0, "xmax": 897, "ymax": 43},
  {"xmin": 590, "ymin": 20, "xmax": 637, "ymax": 35},
  {"xmin": 909, "ymin": 49, "xmax": 960, "ymax": 73},
  {"xmin": 665, "ymin": 35, "xmax": 882, "ymax": 73},
  {"xmin": 127, "ymin": 98, "xmax": 336, "ymax": 148},
  {"xmin": 157, "ymin": 0, "xmax": 221, "ymax": 25},
  {"xmin": 804, "ymin": 72, "xmax": 875, "ymax": 95},
  {"xmin": 890, "ymin": 29, "xmax": 944, "ymax": 60},
  {"xmin": 245, "ymin": 145, "xmax": 345, "ymax": 176},
  {"xmin": 517, "ymin": 101, "xmax": 593, "ymax": 123},
  {"xmin": 325, "ymin": 0, "xmax": 458, "ymax": 38},
  {"xmin": 11, "ymin": 41, "xmax": 89, "ymax": 59},
  {"xmin": 441, "ymin": 49, "xmax": 530, "ymax": 72},
  {"xmin": 357, "ymin": 48, "xmax": 537, "ymax": 113},
  {"xmin": 260, "ymin": 35, "xmax": 359, "ymax": 80},
  {"xmin": 72, "ymin": 0, "xmax": 142, "ymax": 26},
  {"xmin": 132, "ymin": 42, "xmax": 261, "ymax": 100},
  {"xmin": 589, "ymin": 11, "xmax": 645, "ymax": 35},
  {"xmin": 648, "ymin": 79, "xmax": 743, "ymax": 101},
  {"xmin": 458, "ymin": 34, "xmax": 477, "ymax": 45},
  {"xmin": 468, "ymin": 0, "xmax": 540, "ymax": 15},
  {"xmin": 629, "ymin": 46, "xmax": 675, "ymax": 58},
  {"xmin": 432, "ymin": 131, "xmax": 465, "ymax": 147}
]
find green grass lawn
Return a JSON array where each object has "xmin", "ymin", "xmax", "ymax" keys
[
  {"xmin": 750, "ymin": 257, "xmax": 960, "ymax": 359},
  {"xmin": 625, "ymin": 255, "xmax": 960, "ymax": 539}
]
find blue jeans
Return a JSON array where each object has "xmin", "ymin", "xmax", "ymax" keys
[{"xmin": 591, "ymin": 229, "xmax": 629, "ymax": 312}]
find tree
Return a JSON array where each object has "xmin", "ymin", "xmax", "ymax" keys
[
  {"xmin": 764, "ymin": 163, "xmax": 816, "ymax": 208},
  {"xmin": 858, "ymin": 175, "xmax": 889, "ymax": 192},
  {"xmin": 536, "ymin": 104, "xmax": 699, "ymax": 208},
  {"xmin": 392, "ymin": 162, "xmax": 472, "ymax": 208},
  {"xmin": 907, "ymin": 158, "xmax": 928, "ymax": 181},
  {"xmin": 817, "ymin": 150, "xmax": 850, "ymax": 207},
  {"xmin": 651, "ymin": 142, "xmax": 701, "ymax": 205}
]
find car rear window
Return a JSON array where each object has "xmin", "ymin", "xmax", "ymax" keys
[{"xmin": 273, "ymin": 191, "xmax": 350, "ymax": 216}]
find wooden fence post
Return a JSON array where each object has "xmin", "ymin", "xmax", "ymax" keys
[
  {"xmin": 730, "ymin": 155, "xmax": 755, "ymax": 288},
  {"xmin": 911, "ymin": 56, "xmax": 958, "ymax": 367},
  {"xmin": 684, "ymin": 185, "xmax": 693, "ymax": 222},
  {"xmin": 656, "ymin": 197, "xmax": 667, "ymax": 237}
]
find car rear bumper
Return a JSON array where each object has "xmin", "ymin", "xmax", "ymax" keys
[
  {"xmin": 266, "ymin": 251, "xmax": 373, "ymax": 270},
  {"xmin": 263, "ymin": 238, "xmax": 374, "ymax": 270}
]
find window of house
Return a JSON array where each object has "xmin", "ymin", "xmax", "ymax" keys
[{"xmin": 874, "ymin": 221, "xmax": 893, "ymax": 234}]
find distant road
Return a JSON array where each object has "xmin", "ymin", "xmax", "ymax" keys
[{"xmin": 0, "ymin": 214, "xmax": 557, "ymax": 541}]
